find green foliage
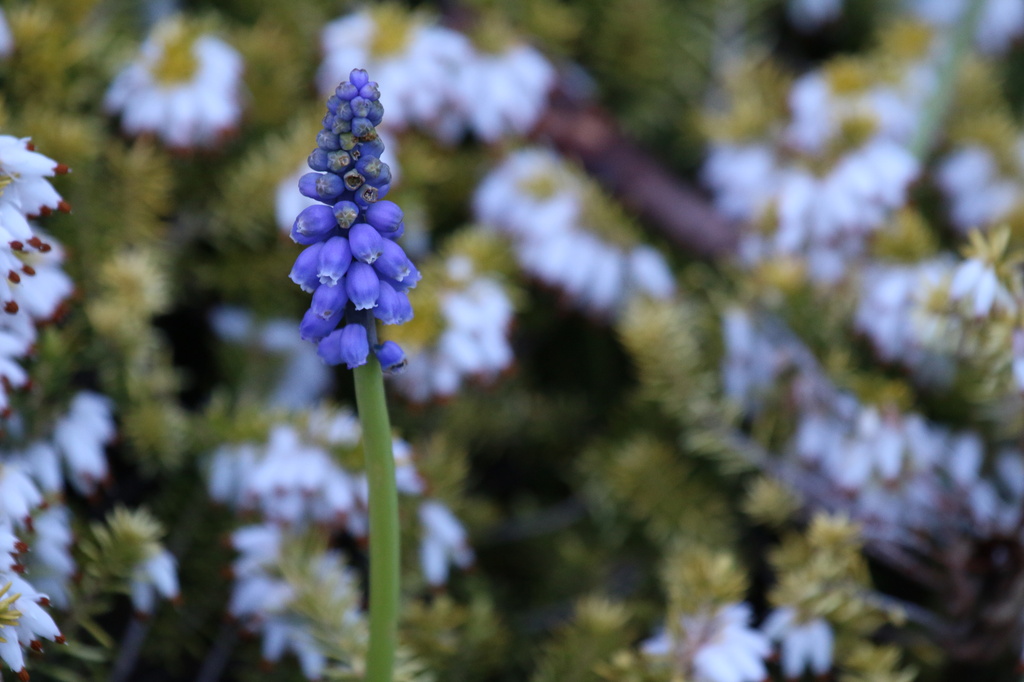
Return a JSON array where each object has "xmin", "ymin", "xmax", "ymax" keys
[
  {"xmin": 580, "ymin": 434, "xmax": 735, "ymax": 547},
  {"xmin": 402, "ymin": 595, "xmax": 509, "ymax": 681},
  {"xmin": 530, "ymin": 598, "xmax": 638, "ymax": 682},
  {"xmin": 80, "ymin": 507, "xmax": 168, "ymax": 591}
]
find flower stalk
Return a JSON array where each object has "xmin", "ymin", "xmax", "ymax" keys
[
  {"xmin": 353, "ymin": 356, "xmax": 400, "ymax": 682},
  {"xmin": 909, "ymin": 0, "xmax": 986, "ymax": 161}
]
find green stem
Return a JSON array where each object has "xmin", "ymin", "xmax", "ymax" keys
[
  {"xmin": 354, "ymin": 357, "xmax": 400, "ymax": 682},
  {"xmin": 909, "ymin": 0, "xmax": 986, "ymax": 161}
]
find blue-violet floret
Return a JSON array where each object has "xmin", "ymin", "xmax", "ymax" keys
[{"xmin": 289, "ymin": 69, "xmax": 416, "ymax": 371}]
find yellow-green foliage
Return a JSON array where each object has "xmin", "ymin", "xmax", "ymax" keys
[
  {"xmin": 121, "ymin": 398, "xmax": 192, "ymax": 471},
  {"xmin": 742, "ymin": 475, "xmax": 801, "ymax": 529},
  {"xmin": 195, "ymin": 393, "xmax": 278, "ymax": 448},
  {"xmin": 3, "ymin": 2, "xmax": 108, "ymax": 106},
  {"xmin": 580, "ymin": 434, "xmax": 736, "ymax": 546},
  {"xmin": 662, "ymin": 545, "xmax": 748, "ymax": 616},
  {"xmin": 618, "ymin": 297, "xmax": 724, "ymax": 427},
  {"xmin": 87, "ymin": 247, "xmax": 171, "ymax": 347},
  {"xmin": 530, "ymin": 598, "xmax": 639, "ymax": 682},
  {"xmin": 233, "ymin": 20, "xmax": 315, "ymax": 131},
  {"xmin": 702, "ymin": 57, "xmax": 792, "ymax": 143},
  {"xmin": 768, "ymin": 514, "xmax": 885, "ymax": 629},
  {"xmin": 839, "ymin": 643, "xmax": 918, "ymax": 682},
  {"xmin": 870, "ymin": 208, "xmax": 942, "ymax": 263},
  {"xmin": 63, "ymin": 141, "xmax": 175, "ymax": 261},
  {"xmin": 81, "ymin": 507, "xmax": 168, "ymax": 589},
  {"xmin": 209, "ymin": 114, "xmax": 320, "ymax": 249},
  {"xmin": 402, "ymin": 595, "xmax": 509, "ymax": 681},
  {"xmin": 275, "ymin": 531, "xmax": 368, "ymax": 665},
  {"xmin": 594, "ymin": 650, "xmax": 672, "ymax": 682}
]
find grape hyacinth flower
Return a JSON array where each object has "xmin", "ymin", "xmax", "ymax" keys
[
  {"xmin": 290, "ymin": 68, "xmax": 417, "ymax": 372},
  {"xmin": 289, "ymin": 68, "xmax": 412, "ymax": 682}
]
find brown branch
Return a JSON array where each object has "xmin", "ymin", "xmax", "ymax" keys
[{"xmin": 532, "ymin": 90, "xmax": 739, "ymax": 259}]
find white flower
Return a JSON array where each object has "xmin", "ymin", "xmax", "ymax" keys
[
  {"xmin": 0, "ymin": 136, "xmax": 65, "ymax": 245},
  {"xmin": 713, "ymin": 140, "xmax": 918, "ymax": 283},
  {"xmin": 52, "ymin": 392, "xmax": 115, "ymax": 495},
  {"xmin": 0, "ymin": 462, "xmax": 41, "ymax": 528},
  {"xmin": 1013, "ymin": 329, "xmax": 1024, "ymax": 393},
  {"xmin": 644, "ymin": 603, "xmax": 770, "ymax": 682},
  {"xmin": 936, "ymin": 145, "xmax": 1020, "ymax": 231},
  {"xmin": 475, "ymin": 148, "xmax": 674, "ymax": 315},
  {"xmin": 703, "ymin": 144, "xmax": 779, "ymax": 222},
  {"xmin": 721, "ymin": 308, "xmax": 790, "ymax": 409},
  {"xmin": 104, "ymin": 17, "xmax": 245, "ymax": 149},
  {"xmin": 948, "ymin": 257, "xmax": 1015, "ymax": 318},
  {"xmin": 8, "ymin": 231, "xmax": 73, "ymax": 321},
  {"xmin": 210, "ymin": 307, "xmax": 334, "ymax": 409},
  {"xmin": 392, "ymin": 255, "xmax": 515, "ymax": 402},
  {"xmin": 418, "ymin": 500, "xmax": 474, "ymax": 587},
  {"xmin": 0, "ymin": 523, "xmax": 21, "ymax": 562},
  {"xmin": 244, "ymin": 425, "xmax": 357, "ymax": 525},
  {"xmin": 787, "ymin": 0, "xmax": 843, "ymax": 31},
  {"xmin": 785, "ymin": 71, "xmax": 923, "ymax": 156},
  {"xmin": 452, "ymin": 43, "xmax": 554, "ymax": 141},
  {"xmin": 762, "ymin": 607, "xmax": 834, "ymax": 678},
  {"xmin": 212, "ymin": 411, "xmax": 472, "ymax": 587},
  {"xmin": 855, "ymin": 261, "xmax": 956, "ymax": 379},
  {"xmin": 261, "ymin": 620, "xmax": 327, "ymax": 679},
  {"xmin": 20, "ymin": 506, "xmax": 74, "ymax": 609},
  {"xmin": 130, "ymin": 548, "xmax": 179, "ymax": 614},
  {"xmin": 229, "ymin": 524, "xmax": 283, "ymax": 578},
  {"xmin": 0, "ymin": 9, "xmax": 14, "ymax": 59},
  {"xmin": 226, "ymin": 528, "xmax": 361, "ymax": 680},
  {"xmin": 0, "ymin": 573, "xmax": 64, "ymax": 673}
]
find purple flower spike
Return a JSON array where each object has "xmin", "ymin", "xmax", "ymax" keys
[
  {"xmin": 349, "ymin": 69, "xmax": 370, "ymax": 89},
  {"xmin": 318, "ymin": 324, "xmax": 369, "ymax": 368},
  {"xmin": 351, "ymin": 117, "xmax": 375, "ymax": 139},
  {"xmin": 290, "ymin": 68, "xmax": 415, "ymax": 367},
  {"xmin": 299, "ymin": 172, "xmax": 345, "ymax": 203},
  {"xmin": 336, "ymin": 81, "xmax": 359, "ymax": 100},
  {"xmin": 310, "ymin": 282, "xmax": 349, "ymax": 320},
  {"xmin": 375, "ymin": 239, "xmax": 415, "ymax": 282},
  {"xmin": 292, "ymin": 204, "xmax": 338, "ymax": 244},
  {"xmin": 333, "ymin": 200, "xmax": 360, "ymax": 229},
  {"xmin": 349, "ymin": 223, "xmax": 384, "ymax": 263},
  {"xmin": 318, "ymin": 236, "xmax": 353, "ymax": 286},
  {"xmin": 317, "ymin": 130, "xmax": 341, "ymax": 151},
  {"xmin": 308, "ymin": 148, "xmax": 330, "ymax": 172},
  {"xmin": 365, "ymin": 164, "xmax": 392, "ymax": 189},
  {"xmin": 289, "ymin": 242, "xmax": 325, "ymax": 293},
  {"xmin": 374, "ymin": 341, "xmax": 407, "ymax": 374},
  {"xmin": 356, "ymin": 137, "xmax": 385, "ymax": 159},
  {"xmin": 346, "ymin": 261, "xmax": 381, "ymax": 310},
  {"xmin": 359, "ymin": 82, "xmax": 380, "ymax": 101},
  {"xmin": 374, "ymin": 281, "xmax": 414, "ymax": 325},
  {"xmin": 352, "ymin": 185, "xmax": 380, "ymax": 211},
  {"xmin": 300, "ymin": 307, "xmax": 344, "ymax": 343},
  {"xmin": 366, "ymin": 101, "xmax": 384, "ymax": 126},
  {"xmin": 365, "ymin": 201, "xmax": 404, "ymax": 234}
]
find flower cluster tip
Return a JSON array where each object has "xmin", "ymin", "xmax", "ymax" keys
[{"xmin": 289, "ymin": 69, "xmax": 417, "ymax": 372}]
